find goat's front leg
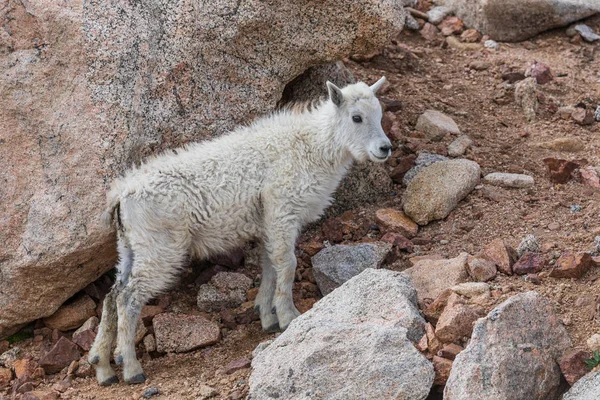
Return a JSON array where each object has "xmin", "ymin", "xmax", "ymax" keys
[
  {"xmin": 255, "ymin": 247, "xmax": 280, "ymax": 332},
  {"xmin": 264, "ymin": 225, "xmax": 301, "ymax": 331}
]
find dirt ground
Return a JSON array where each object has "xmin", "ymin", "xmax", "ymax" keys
[{"xmin": 5, "ymin": 14, "xmax": 600, "ymax": 400}]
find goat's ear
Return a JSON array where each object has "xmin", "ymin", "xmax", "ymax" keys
[
  {"xmin": 370, "ymin": 76, "xmax": 387, "ymax": 94},
  {"xmin": 326, "ymin": 81, "xmax": 344, "ymax": 107}
]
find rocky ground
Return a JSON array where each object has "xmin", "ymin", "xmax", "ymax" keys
[{"xmin": 2, "ymin": 8, "xmax": 600, "ymax": 400}]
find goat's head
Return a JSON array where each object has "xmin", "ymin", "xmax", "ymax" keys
[{"xmin": 327, "ymin": 77, "xmax": 392, "ymax": 163}]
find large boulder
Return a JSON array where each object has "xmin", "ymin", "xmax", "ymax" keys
[
  {"xmin": 444, "ymin": 291, "xmax": 572, "ymax": 400},
  {"xmin": 0, "ymin": 0, "xmax": 406, "ymax": 338},
  {"xmin": 249, "ymin": 269, "xmax": 433, "ymax": 399},
  {"xmin": 444, "ymin": 0, "xmax": 600, "ymax": 42},
  {"xmin": 563, "ymin": 371, "xmax": 600, "ymax": 400}
]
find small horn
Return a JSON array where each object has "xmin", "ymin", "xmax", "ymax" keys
[{"xmin": 370, "ymin": 76, "xmax": 387, "ymax": 94}]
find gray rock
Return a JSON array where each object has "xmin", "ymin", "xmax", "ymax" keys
[
  {"xmin": 427, "ymin": 6, "xmax": 453, "ymax": 24},
  {"xmin": 197, "ymin": 284, "xmax": 246, "ymax": 313},
  {"xmin": 483, "ymin": 172, "xmax": 534, "ymax": 188},
  {"xmin": 403, "ymin": 159, "xmax": 480, "ymax": 225},
  {"xmin": 595, "ymin": 106, "xmax": 600, "ymax": 122},
  {"xmin": 405, "ymin": 13, "xmax": 421, "ymax": 30},
  {"xmin": 403, "ymin": 152, "xmax": 449, "ymax": 186},
  {"xmin": 444, "ymin": 291, "xmax": 572, "ymax": 400},
  {"xmin": 211, "ymin": 272, "xmax": 252, "ymax": 293},
  {"xmin": 403, "ymin": 252, "xmax": 470, "ymax": 305},
  {"xmin": 574, "ymin": 24, "xmax": 600, "ymax": 42},
  {"xmin": 0, "ymin": 347, "xmax": 21, "ymax": 368},
  {"xmin": 415, "ymin": 110, "xmax": 461, "ymax": 141},
  {"xmin": 311, "ymin": 242, "xmax": 391, "ymax": 296},
  {"xmin": 444, "ymin": 0, "xmax": 600, "ymax": 42},
  {"xmin": 0, "ymin": 0, "xmax": 406, "ymax": 339},
  {"xmin": 484, "ymin": 39, "xmax": 500, "ymax": 50},
  {"xmin": 249, "ymin": 269, "xmax": 432, "ymax": 399},
  {"xmin": 515, "ymin": 77, "xmax": 538, "ymax": 122},
  {"xmin": 516, "ymin": 234, "xmax": 539, "ymax": 258},
  {"xmin": 447, "ymin": 135, "xmax": 473, "ymax": 157},
  {"xmin": 563, "ymin": 371, "xmax": 600, "ymax": 400}
]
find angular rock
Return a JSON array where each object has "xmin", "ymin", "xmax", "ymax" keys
[
  {"xmin": 38, "ymin": 337, "xmax": 81, "ymax": 374},
  {"xmin": 381, "ymin": 232, "xmax": 414, "ymax": 254},
  {"xmin": 444, "ymin": 292, "xmax": 572, "ymax": 400},
  {"xmin": 435, "ymin": 301, "xmax": 485, "ymax": 343},
  {"xmin": 516, "ymin": 234, "xmax": 539, "ymax": 257},
  {"xmin": 427, "ymin": 6, "xmax": 453, "ymax": 24},
  {"xmin": 415, "ymin": 110, "xmax": 460, "ymax": 141},
  {"xmin": 447, "ymin": 135, "xmax": 473, "ymax": 157},
  {"xmin": 375, "ymin": 208, "xmax": 418, "ymax": 238},
  {"xmin": 502, "ymin": 71, "xmax": 526, "ymax": 83},
  {"xmin": 403, "ymin": 159, "xmax": 481, "ymax": 225},
  {"xmin": 390, "ymin": 154, "xmax": 417, "ymax": 184},
  {"xmin": 483, "ymin": 172, "xmax": 534, "ymax": 188},
  {"xmin": 574, "ymin": 24, "xmax": 600, "ymax": 42},
  {"xmin": 0, "ymin": 367, "xmax": 11, "ymax": 389},
  {"xmin": 311, "ymin": 243, "xmax": 391, "ymax": 296},
  {"xmin": 514, "ymin": 77, "xmax": 538, "ymax": 122},
  {"xmin": 549, "ymin": 252, "xmax": 594, "ymax": 279},
  {"xmin": 71, "ymin": 316, "xmax": 98, "ymax": 351},
  {"xmin": 433, "ymin": 356, "xmax": 453, "ymax": 386},
  {"xmin": 140, "ymin": 305, "xmax": 164, "ymax": 324},
  {"xmin": 197, "ymin": 272, "xmax": 252, "ymax": 313},
  {"xmin": 469, "ymin": 60, "xmax": 491, "ymax": 71},
  {"xmin": 0, "ymin": 347, "xmax": 20, "ymax": 368},
  {"xmin": 480, "ymin": 238, "xmax": 517, "ymax": 275},
  {"xmin": 580, "ymin": 166, "xmax": 600, "ymax": 189},
  {"xmin": 543, "ymin": 158, "xmax": 580, "ymax": 184},
  {"xmin": 444, "ymin": 0, "xmax": 600, "ymax": 42},
  {"xmin": 563, "ymin": 370, "xmax": 600, "ymax": 400},
  {"xmin": 512, "ymin": 252, "xmax": 545, "ymax": 275},
  {"xmin": 0, "ymin": 0, "xmax": 406, "ymax": 340},
  {"xmin": 225, "ymin": 357, "xmax": 251, "ymax": 375},
  {"xmin": 402, "ymin": 152, "xmax": 449, "ymax": 186},
  {"xmin": 572, "ymin": 108, "xmax": 595, "ymax": 126},
  {"xmin": 536, "ymin": 137, "xmax": 585, "ymax": 152},
  {"xmin": 13, "ymin": 358, "xmax": 39, "ymax": 381},
  {"xmin": 439, "ymin": 16, "xmax": 465, "ymax": 36},
  {"xmin": 403, "ymin": 253, "xmax": 470, "ymax": 305},
  {"xmin": 42, "ymin": 295, "xmax": 96, "ymax": 332},
  {"xmin": 559, "ymin": 349, "xmax": 592, "ymax": 386},
  {"xmin": 249, "ymin": 269, "xmax": 432, "ymax": 399},
  {"xmin": 421, "ymin": 22, "xmax": 441, "ymax": 41},
  {"xmin": 466, "ymin": 257, "xmax": 497, "ymax": 282},
  {"xmin": 74, "ymin": 356, "xmax": 93, "ymax": 378},
  {"xmin": 527, "ymin": 61, "xmax": 553, "ymax": 85},
  {"xmin": 460, "ymin": 28, "xmax": 482, "ymax": 43},
  {"xmin": 211, "ymin": 272, "xmax": 252, "ymax": 293},
  {"xmin": 438, "ymin": 343, "xmax": 464, "ymax": 360},
  {"xmin": 153, "ymin": 313, "xmax": 220, "ymax": 353}
]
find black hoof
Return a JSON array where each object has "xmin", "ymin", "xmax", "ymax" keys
[
  {"xmin": 89, "ymin": 355, "xmax": 100, "ymax": 365},
  {"xmin": 114, "ymin": 355, "xmax": 123, "ymax": 365},
  {"xmin": 99, "ymin": 375, "xmax": 119, "ymax": 386},
  {"xmin": 263, "ymin": 322, "xmax": 281, "ymax": 333},
  {"xmin": 125, "ymin": 373, "xmax": 147, "ymax": 384}
]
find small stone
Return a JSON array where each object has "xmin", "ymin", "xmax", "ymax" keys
[
  {"xmin": 571, "ymin": 108, "xmax": 595, "ymax": 126},
  {"xmin": 425, "ymin": 322, "xmax": 443, "ymax": 354},
  {"xmin": 415, "ymin": 110, "xmax": 460, "ymax": 141},
  {"xmin": 228, "ymin": 390, "xmax": 244, "ymax": 400},
  {"xmin": 225, "ymin": 357, "xmax": 251, "ymax": 374},
  {"xmin": 466, "ymin": 257, "xmax": 497, "ymax": 282},
  {"xmin": 548, "ymin": 222, "xmax": 560, "ymax": 231},
  {"xmin": 0, "ymin": 367, "xmax": 12, "ymax": 389},
  {"xmin": 517, "ymin": 234, "xmax": 540, "ymax": 257},
  {"xmin": 559, "ymin": 348, "xmax": 592, "ymax": 386},
  {"xmin": 439, "ymin": 16, "xmax": 464, "ymax": 36},
  {"xmin": 595, "ymin": 106, "xmax": 600, "ymax": 122},
  {"xmin": 514, "ymin": 77, "xmax": 538, "ymax": 122},
  {"xmin": 13, "ymin": 358, "xmax": 38, "ymax": 381},
  {"xmin": 447, "ymin": 135, "xmax": 473, "ymax": 157},
  {"xmin": 38, "ymin": 337, "xmax": 81, "ymax": 374},
  {"xmin": 543, "ymin": 158, "xmax": 580, "ymax": 184},
  {"xmin": 140, "ymin": 305, "xmax": 164, "ymax": 324},
  {"xmin": 512, "ymin": 252, "xmax": 545, "ymax": 275},
  {"xmin": 460, "ymin": 29, "xmax": 481, "ymax": 43},
  {"xmin": 197, "ymin": 284, "xmax": 246, "ymax": 313},
  {"xmin": 311, "ymin": 242, "xmax": 391, "ymax": 296},
  {"xmin": 574, "ymin": 24, "xmax": 600, "ymax": 42},
  {"xmin": 299, "ymin": 239, "xmax": 325, "ymax": 257},
  {"xmin": 587, "ymin": 334, "xmax": 600, "ymax": 351},
  {"xmin": 211, "ymin": 272, "xmax": 253, "ymax": 292},
  {"xmin": 469, "ymin": 60, "xmax": 491, "ymax": 71},
  {"xmin": 438, "ymin": 343, "xmax": 463, "ymax": 360},
  {"xmin": 66, "ymin": 360, "xmax": 78, "ymax": 376},
  {"xmin": 484, "ymin": 40, "xmax": 500, "ymax": 50},
  {"xmin": 433, "ymin": 356, "xmax": 453, "ymax": 386},
  {"xmin": 580, "ymin": 166, "xmax": 600, "ymax": 189},
  {"xmin": 142, "ymin": 387, "xmax": 159, "ymax": 398},
  {"xmin": 321, "ymin": 217, "xmax": 344, "ymax": 243},
  {"xmin": 420, "ymin": 22, "xmax": 440, "ymax": 41},
  {"xmin": 75, "ymin": 356, "xmax": 93, "ymax": 378},
  {"xmin": 143, "ymin": 334, "xmax": 156, "ymax": 353},
  {"xmin": 153, "ymin": 313, "xmax": 220, "ymax": 353},
  {"xmin": 447, "ymin": 35, "xmax": 483, "ymax": 51},
  {"xmin": 502, "ymin": 71, "xmax": 525, "ymax": 83},
  {"xmin": 435, "ymin": 301, "xmax": 485, "ymax": 343},
  {"xmin": 483, "ymin": 172, "xmax": 534, "ymax": 188},
  {"xmin": 525, "ymin": 274, "xmax": 541, "ymax": 285},
  {"xmin": 42, "ymin": 295, "xmax": 97, "ymax": 331},
  {"xmin": 198, "ymin": 385, "xmax": 218, "ymax": 399},
  {"xmin": 549, "ymin": 252, "xmax": 594, "ymax": 279},
  {"xmin": 536, "ymin": 137, "xmax": 585, "ymax": 152},
  {"xmin": 480, "ymin": 238, "xmax": 517, "ymax": 275},
  {"xmin": 0, "ymin": 346, "xmax": 21, "ymax": 368},
  {"xmin": 18, "ymin": 381, "xmax": 35, "ymax": 393},
  {"xmin": 527, "ymin": 61, "xmax": 553, "ymax": 85},
  {"xmin": 416, "ymin": 334, "xmax": 428, "ymax": 352},
  {"xmin": 427, "ymin": 6, "xmax": 452, "ymax": 24},
  {"xmin": 402, "ymin": 153, "xmax": 449, "ymax": 186},
  {"xmin": 381, "ymin": 232, "xmax": 414, "ymax": 251},
  {"xmin": 390, "ymin": 154, "xmax": 417, "ymax": 184},
  {"xmin": 375, "ymin": 208, "xmax": 419, "ymax": 238},
  {"xmin": 72, "ymin": 316, "xmax": 98, "ymax": 352}
]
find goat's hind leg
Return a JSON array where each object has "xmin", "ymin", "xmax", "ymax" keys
[
  {"xmin": 89, "ymin": 241, "xmax": 133, "ymax": 386},
  {"xmin": 255, "ymin": 249, "xmax": 279, "ymax": 332}
]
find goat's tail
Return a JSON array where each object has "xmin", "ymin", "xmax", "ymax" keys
[{"xmin": 101, "ymin": 189, "xmax": 122, "ymax": 230}]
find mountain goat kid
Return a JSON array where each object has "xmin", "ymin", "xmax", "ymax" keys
[{"xmin": 89, "ymin": 77, "xmax": 392, "ymax": 386}]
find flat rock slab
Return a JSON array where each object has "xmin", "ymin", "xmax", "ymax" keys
[
  {"xmin": 444, "ymin": 291, "xmax": 572, "ymax": 400},
  {"xmin": 42, "ymin": 295, "xmax": 96, "ymax": 331},
  {"xmin": 483, "ymin": 172, "xmax": 534, "ymax": 188},
  {"xmin": 249, "ymin": 269, "xmax": 432, "ymax": 399},
  {"xmin": 39, "ymin": 337, "xmax": 81, "ymax": 374},
  {"xmin": 153, "ymin": 313, "xmax": 220, "ymax": 353},
  {"xmin": 312, "ymin": 243, "xmax": 391, "ymax": 296},
  {"xmin": 403, "ymin": 159, "xmax": 480, "ymax": 225}
]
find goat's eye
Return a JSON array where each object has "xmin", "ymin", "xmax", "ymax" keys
[{"xmin": 352, "ymin": 115, "xmax": 362, "ymax": 123}]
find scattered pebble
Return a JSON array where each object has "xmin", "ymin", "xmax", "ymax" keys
[
  {"xmin": 483, "ymin": 172, "xmax": 534, "ymax": 188},
  {"xmin": 574, "ymin": 24, "xmax": 600, "ymax": 42},
  {"xmin": 447, "ymin": 135, "xmax": 473, "ymax": 157},
  {"xmin": 527, "ymin": 61, "xmax": 553, "ymax": 85},
  {"xmin": 517, "ymin": 234, "xmax": 539, "ymax": 257},
  {"xmin": 595, "ymin": 106, "xmax": 600, "ymax": 122},
  {"xmin": 427, "ymin": 6, "xmax": 452, "ymax": 25},
  {"xmin": 570, "ymin": 204, "xmax": 582, "ymax": 213},
  {"xmin": 142, "ymin": 387, "xmax": 159, "ymax": 398},
  {"xmin": 484, "ymin": 40, "xmax": 499, "ymax": 50},
  {"xmin": 514, "ymin": 78, "xmax": 538, "ymax": 122}
]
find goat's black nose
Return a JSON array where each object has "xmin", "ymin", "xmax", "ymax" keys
[{"xmin": 380, "ymin": 145, "xmax": 392, "ymax": 153}]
